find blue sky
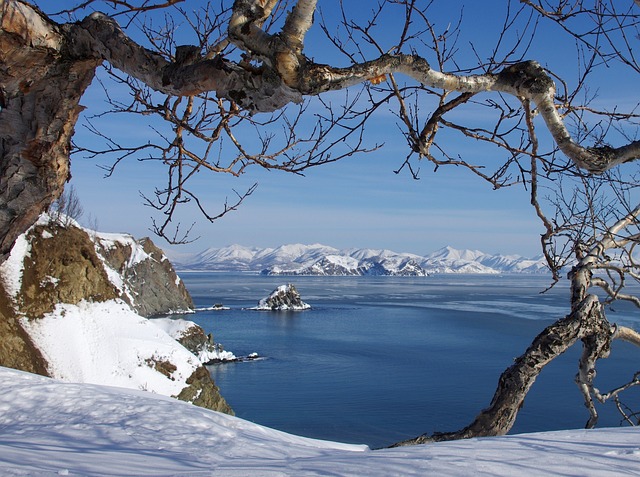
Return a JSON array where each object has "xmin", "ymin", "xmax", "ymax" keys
[
  {"xmin": 70, "ymin": 136, "xmax": 542, "ymax": 256},
  {"xmin": 64, "ymin": 0, "xmax": 637, "ymax": 258}
]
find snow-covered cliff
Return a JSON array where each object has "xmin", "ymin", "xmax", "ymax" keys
[
  {"xmin": 94, "ymin": 233, "xmax": 194, "ymax": 316},
  {"xmin": 0, "ymin": 214, "xmax": 232, "ymax": 415}
]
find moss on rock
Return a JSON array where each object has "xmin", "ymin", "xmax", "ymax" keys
[
  {"xmin": 19, "ymin": 224, "xmax": 119, "ymax": 318},
  {"xmin": 177, "ymin": 365, "xmax": 234, "ymax": 415}
]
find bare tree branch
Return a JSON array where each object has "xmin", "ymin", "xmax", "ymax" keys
[{"xmin": 4, "ymin": 0, "xmax": 640, "ymax": 447}]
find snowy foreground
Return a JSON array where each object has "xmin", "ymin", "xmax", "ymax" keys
[{"xmin": 2, "ymin": 368, "xmax": 639, "ymax": 476}]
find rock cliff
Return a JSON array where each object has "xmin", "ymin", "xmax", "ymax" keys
[
  {"xmin": 95, "ymin": 234, "xmax": 193, "ymax": 317},
  {"xmin": 153, "ymin": 317, "xmax": 239, "ymax": 364},
  {"xmin": 0, "ymin": 215, "xmax": 231, "ymax": 415}
]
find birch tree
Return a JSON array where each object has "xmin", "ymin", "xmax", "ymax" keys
[{"xmin": 2, "ymin": 0, "xmax": 640, "ymax": 444}]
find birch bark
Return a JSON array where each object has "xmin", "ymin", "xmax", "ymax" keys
[
  {"xmin": 1, "ymin": 0, "xmax": 638, "ymax": 260},
  {"xmin": 2, "ymin": 0, "xmax": 640, "ymax": 446}
]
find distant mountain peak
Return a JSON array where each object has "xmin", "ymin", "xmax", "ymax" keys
[{"xmin": 174, "ymin": 244, "xmax": 548, "ymax": 275}]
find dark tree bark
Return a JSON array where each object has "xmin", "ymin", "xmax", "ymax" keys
[
  {"xmin": 393, "ymin": 294, "xmax": 612, "ymax": 445},
  {"xmin": 0, "ymin": 2, "xmax": 99, "ymax": 259},
  {"xmin": 2, "ymin": 0, "xmax": 640, "ymax": 447},
  {"xmin": 2, "ymin": 0, "xmax": 639, "ymax": 262}
]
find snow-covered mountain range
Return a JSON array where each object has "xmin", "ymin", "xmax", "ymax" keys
[{"xmin": 173, "ymin": 244, "xmax": 548, "ymax": 275}]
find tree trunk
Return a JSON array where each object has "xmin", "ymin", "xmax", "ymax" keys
[
  {"xmin": 1, "ymin": 0, "xmax": 639, "ymax": 265},
  {"xmin": 0, "ymin": 1, "xmax": 100, "ymax": 261},
  {"xmin": 392, "ymin": 294, "xmax": 612, "ymax": 445}
]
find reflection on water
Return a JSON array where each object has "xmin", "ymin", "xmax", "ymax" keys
[{"xmin": 175, "ymin": 273, "xmax": 640, "ymax": 448}]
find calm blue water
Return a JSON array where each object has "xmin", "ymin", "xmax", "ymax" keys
[{"xmin": 177, "ymin": 273, "xmax": 640, "ymax": 448}]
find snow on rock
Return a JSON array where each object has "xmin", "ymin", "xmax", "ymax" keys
[
  {"xmin": 95, "ymin": 231, "xmax": 152, "ymax": 268},
  {"xmin": 252, "ymin": 284, "xmax": 311, "ymax": 310},
  {"xmin": 152, "ymin": 317, "xmax": 238, "ymax": 363},
  {"xmin": 1, "ymin": 365, "xmax": 640, "ymax": 477},
  {"xmin": 0, "ymin": 213, "xmax": 193, "ymax": 317},
  {"xmin": 20, "ymin": 300, "xmax": 201, "ymax": 397},
  {"xmin": 0, "ymin": 230, "xmax": 31, "ymax": 299},
  {"xmin": 93, "ymin": 231, "xmax": 193, "ymax": 317},
  {"xmin": 197, "ymin": 304, "xmax": 231, "ymax": 311},
  {"xmin": 0, "ymin": 213, "xmax": 231, "ymax": 413}
]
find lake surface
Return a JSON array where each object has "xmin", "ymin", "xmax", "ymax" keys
[{"xmin": 178, "ymin": 273, "xmax": 640, "ymax": 449}]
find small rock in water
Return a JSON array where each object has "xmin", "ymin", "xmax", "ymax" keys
[{"xmin": 255, "ymin": 284, "xmax": 311, "ymax": 311}]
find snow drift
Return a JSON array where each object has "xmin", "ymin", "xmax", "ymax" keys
[{"xmin": 1, "ymin": 366, "xmax": 639, "ymax": 476}]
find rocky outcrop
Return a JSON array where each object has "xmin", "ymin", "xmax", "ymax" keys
[
  {"xmin": 0, "ymin": 287, "xmax": 48, "ymax": 376},
  {"xmin": 253, "ymin": 284, "xmax": 311, "ymax": 311},
  {"xmin": 173, "ymin": 322, "xmax": 218, "ymax": 356},
  {"xmin": 96, "ymin": 235, "xmax": 193, "ymax": 316},
  {"xmin": 153, "ymin": 317, "xmax": 239, "ymax": 364},
  {"xmin": 16, "ymin": 223, "xmax": 120, "ymax": 318},
  {"xmin": 176, "ymin": 366, "xmax": 234, "ymax": 414},
  {"xmin": 0, "ymin": 215, "xmax": 231, "ymax": 415},
  {"xmin": 6, "ymin": 220, "xmax": 193, "ymax": 318}
]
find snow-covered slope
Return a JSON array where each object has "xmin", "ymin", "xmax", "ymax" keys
[
  {"xmin": 20, "ymin": 300, "xmax": 201, "ymax": 396},
  {"xmin": 175, "ymin": 243, "xmax": 548, "ymax": 275},
  {"xmin": 1, "ymin": 366, "xmax": 638, "ymax": 477},
  {"xmin": 0, "ymin": 214, "xmax": 231, "ymax": 413},
  {"xmin": 422, "ymin": 246, "xmax": 547, "ymax": 274},
  {"xmin": 153, "ymin": 317, "xmax": 238, "ymax": 363}
]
